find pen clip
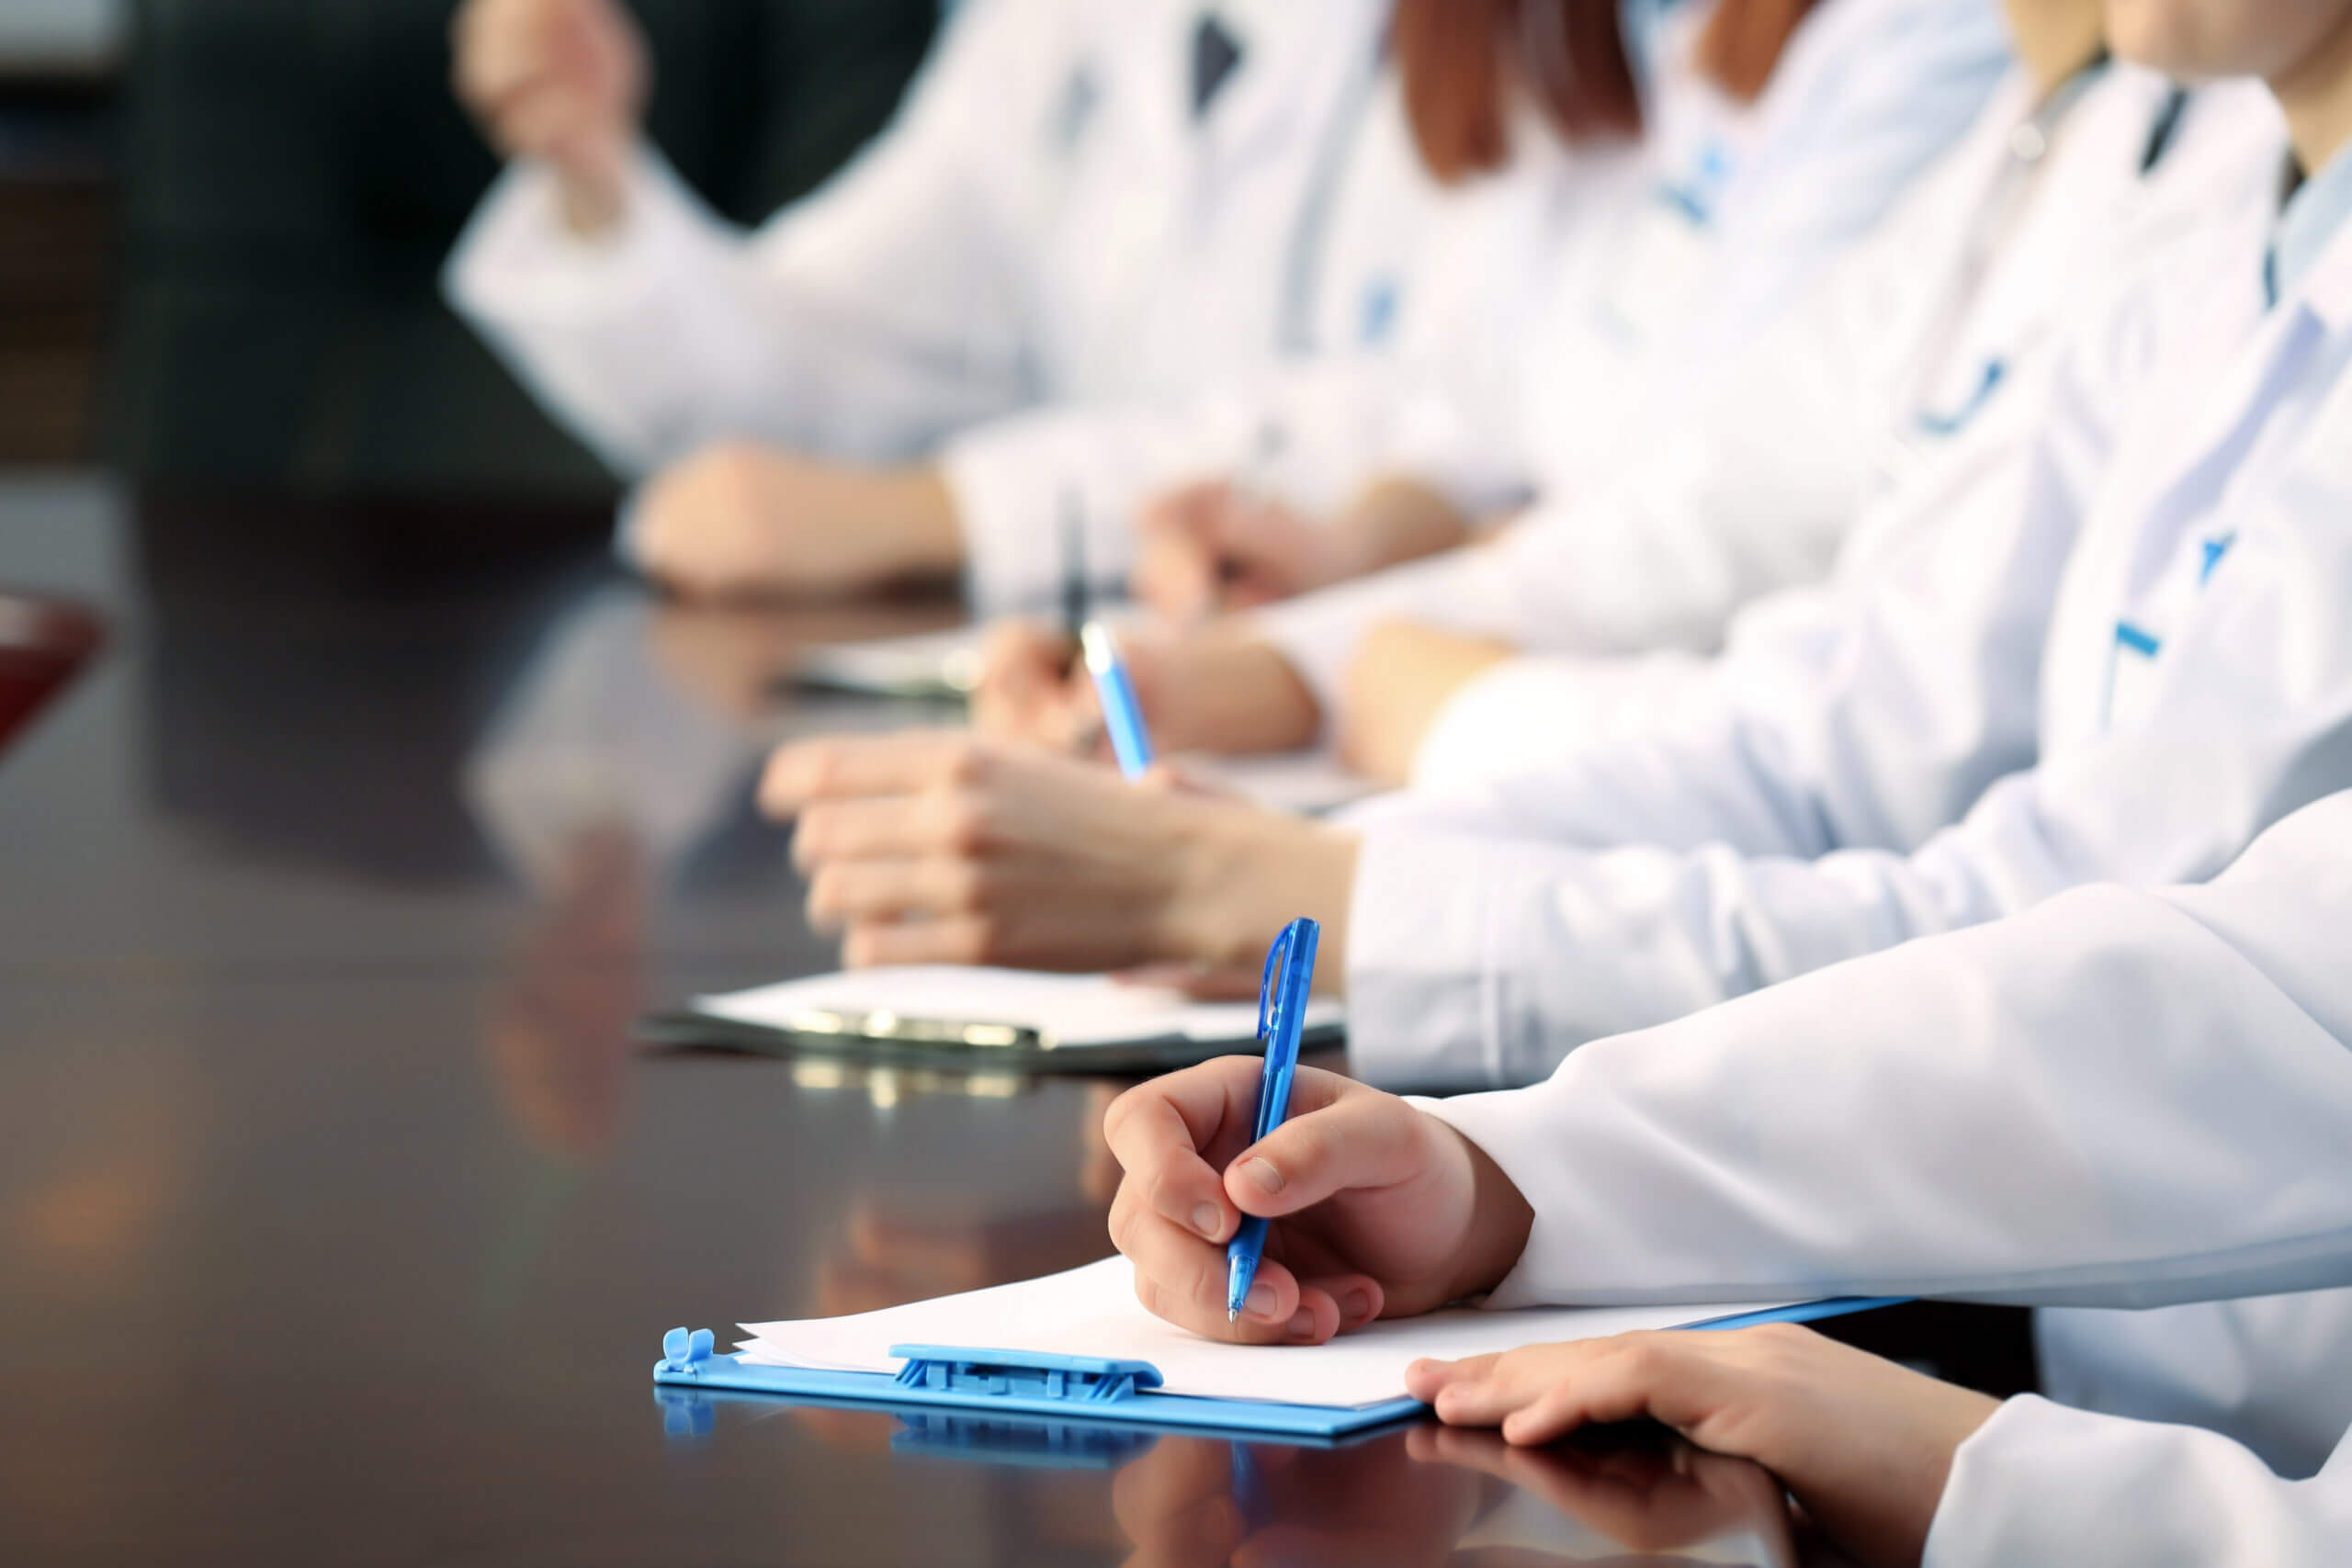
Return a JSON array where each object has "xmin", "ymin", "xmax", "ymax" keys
[{"xmin": 1254, "ymin": 922, "xmax": 1294, "ymax": 1048}]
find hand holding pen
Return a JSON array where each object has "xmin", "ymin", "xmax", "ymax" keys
[{"xmin": 1102, "ymin": 1055, "xmax": 1532, "ymax": 1345}]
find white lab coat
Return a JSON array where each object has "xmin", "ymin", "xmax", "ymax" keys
[
  {"xmin": 1411, "ymin": 790, "xmax": 2352, "ymax": 1561},
  {"xmin": 447, "ymin": 0, "xmax": 1508, "ymax": 605},
  {"xmin": 1255, "ymin": 71, "xmax": 2286, "ymax": 718},
  {"xmin": 1340, "ymin": 138, "xmax": 2352, "ymax": 1093},
  {"xmin": 934, "ymin": 0, "xmax": 2012, "ymax": 610},
  {"xmin": 1931, "ymin": 1398, "xmax": 2352, "ymax": 1565}
]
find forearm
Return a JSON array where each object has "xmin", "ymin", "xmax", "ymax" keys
[{"xmin": 1163, "ymin": 803, "xmax": 1361, "ymax": 985}]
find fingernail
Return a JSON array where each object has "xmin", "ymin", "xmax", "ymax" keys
[
  {"xmin": 1245, "ymin": 1282, "xmax": 1279, "ymax": 1320},
  {"xmin": 1191, "ymin": 1202, "xmax": 1221, "ymax": 1239},
  {"xmin": 1242, "ymin": 1156, "xmax": 1284, "ymax": 1193},
  {"xmin": 1339, "ymin": 1288, "xmax": 1374, "ymax": 1326},
  {"xmin": 1285, "ymin": 1310, "xmax": 1316, "ymax": 1339}
]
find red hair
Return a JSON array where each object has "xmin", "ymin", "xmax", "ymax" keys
[{"xmin": 1394, "ymin": 0, "xmax": 1819, "ymax": 184}]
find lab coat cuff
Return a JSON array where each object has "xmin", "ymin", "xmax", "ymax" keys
[
  {"xmin": 1413, "ymin": 1082, "xmax": 1602, "ymax": 1311},
  {"xmin": 1253, "ymin": 589, "xmax": 1368, "ymax": 719},
  {"xmin": 1342, "ymin": 828, "xmax": 1519, "ymax": 1091},
  {"xmin": 1408, "ymin": 657, "xmax": 1580, "ymax": 791},
  {"xmin": 445, "ymin": 147, "xmax": 718, "ymax": 329},
  {"xmin": 1924, "ymin": 1396, "xmax": 2285, "ymax": 1567},
  {"xmin": 938, "ymin": 407, "xmax": 1198, "ymax": 617},
  {"xmin": 1251, "ymin": 547, "xmax": 1502, "ymax": 722}
]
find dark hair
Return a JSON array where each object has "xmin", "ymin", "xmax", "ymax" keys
[{"xmin": 1393, "ymin": 0, "xmax": 1818, "ymax": 184}]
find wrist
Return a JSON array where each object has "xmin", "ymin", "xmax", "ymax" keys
[
  {"xmin": 1436, "ymin": 1120, "xmax": 1534, "ymax": 1301},
  {"xmin": 1162, "ymin": 803, "xmax": 1359, "ymax": 979},
  {"xmin": 553, "ymin": 139, "xmax": 636, "ymax": 239}
]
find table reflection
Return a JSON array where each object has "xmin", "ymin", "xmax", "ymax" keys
[{"xmin": 745, "ymin": 1395, "xmax": 1804, "ymax": 1567}]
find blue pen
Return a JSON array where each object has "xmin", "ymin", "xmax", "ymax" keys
[
  {"xmin": 1227, "ymin": 917, "xmax": 1320, "ymax": 1321},
  {"xmin": 1079, "ymin": 621, "xmax": 1155, "ymax": 779}
]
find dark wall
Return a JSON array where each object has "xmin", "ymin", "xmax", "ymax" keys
[{"xmin": 106, "ymin": 0, "xmax": 939, "ymax": 495}]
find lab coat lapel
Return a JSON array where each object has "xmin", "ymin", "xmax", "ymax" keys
[
  {"xmin": 1189, "ymin": 0, "xmax": 1370, "ymax": 169},
  {"xmin": 2048, "ymin": 215, "xmax": 2352, "ymax": 744}
]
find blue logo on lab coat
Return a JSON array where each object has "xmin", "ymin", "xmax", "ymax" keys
[
  {"xmin": 1916, "ymin": 360, "xmax": 2008, "ymax": 438},
  {"xmin": 1359, "ymin": 277, "xmax": 1400, "ymax": 346},
  {"xmin": 1051, "ymin": 65, "xmax": 1101, "ymax": 154}
]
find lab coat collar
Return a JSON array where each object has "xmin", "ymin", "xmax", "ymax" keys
[
  {"xmin": 2276, "ymin": 146, "xmax": 2352, "ymax": 328},
  {"xmin": 1186, "ymin": 0, "xmax": 1384, "ymax": 164}
]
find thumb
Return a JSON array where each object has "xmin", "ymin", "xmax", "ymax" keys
[{"xmin": 1224, "ymin": 1091, "xmax": 1433, "ymax": 1217}]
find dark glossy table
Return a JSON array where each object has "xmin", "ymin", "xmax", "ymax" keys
[{"xmin": 0, "ymin": 479, "xmax": 1944, "ymax": 1566}]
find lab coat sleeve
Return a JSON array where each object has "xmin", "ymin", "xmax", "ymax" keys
[
  {"xmin": 1248, "ymin": 333, "xmax": 1895, "ymax": 719},
  {"xmin": 1927, "ymin": 1398, "xmax": 2352, "ymax": 1567},
  {"xmin": 1337, "ymin": 421, "xmax": 2078, "ymax": 1086},
  {"xmin": 444, "ymin": 0, "xmax": 1046, "ymax": 475},
  {"xmin": 937, "ymin": 355, "xmax": 1429, "ymax": 615},
  {"xmin": 1414, "ymin": 789, "xmax": 2352, "ymax": 1309}
]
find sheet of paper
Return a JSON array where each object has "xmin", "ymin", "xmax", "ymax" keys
[
  {"xmin": 739, "ymin": 1257, "xmax": 1795, "ymax": 1408},
  {"xmin": 1183, "ymin": 750, "xmax": 1380, "ymax": 816},
  {"xmin": 695, "ymin": 967, "xmax": 1340, "ymax": 1049},
  {"xmin": 792, "ymin": 627, "xmax": 988, "ymax": 698}
]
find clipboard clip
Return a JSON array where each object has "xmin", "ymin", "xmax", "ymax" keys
[
  {"xmin": 889, "ymin": 1345, "xmax": 1165, "ymax": 1405},
  {"xmin": 660, "ymin": 1326, "xmax": 718, "ymax": 1378}
]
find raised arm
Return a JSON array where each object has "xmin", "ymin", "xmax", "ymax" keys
[{"xmin": 446, "ymin": 0, "xmax": 1051, "ymax": 474}]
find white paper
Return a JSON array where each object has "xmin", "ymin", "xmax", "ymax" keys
[
  {"xmin": 695, "ymin": 967, "xmax": 1340, "ymax": 1050},
  {"xmin": 792, "ymin": 628, "xmax": 988, "ymax": 698},
  {"xmin": 1184, "ymin": 750, "xmax": 1380, "ymax": 816},
  {"xmin": 738, "ymin": 1257, "xmax": 1796, "ymax": 1408}
]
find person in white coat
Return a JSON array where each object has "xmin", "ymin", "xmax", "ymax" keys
[
  {"xmin": 1094, "ymin": 786, "xmax": 2352, "ymax": 1566},
  {"xmin": 975, "ymin": 1, "xmax": 2279, "ymax": 773},
  {"xmin": 950, "ymin": 0, "xmax": 2017, "ymax": 620},
  {"xmin": 763, "ymin": 0, "xmax": 2352, "ymax": 1088},
  {"xmin": 447, "ymin": 0, "xmax": 2008, "ymax": 610}
]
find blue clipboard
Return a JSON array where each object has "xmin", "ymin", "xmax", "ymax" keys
[{"xmin": 650, "ymin": 1297, "xmax": 1903, "ymax": 1438}]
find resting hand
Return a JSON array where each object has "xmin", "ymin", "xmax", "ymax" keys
[
  {"xmin": 629, "ymin": 444, "xmax": 961, "ymax": 600},
  {"xmin": 761, "ymin": 731, "xmax": 1358, "ymax": 972},
  {"xmin": 970, "ymin": 621, "xmax": 1322, "ymax": 756},
  {"xmin": 1407, "ymin": 1325, "xmax": 2000, "ymax": 1568},
  {"xmin": 452, "ymin": 0, "xmax": 647, "ymax": 233},
  {"xmin": 1337, "ymin": 619, "xmax": 1517, "ymax": 785},
  {"xmin": 1103, "ymin": 1059, "xmax": 1533, "ymax": 1345}
]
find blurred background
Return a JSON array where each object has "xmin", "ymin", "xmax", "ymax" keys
[{"xmin": 0, "ymin": 0, "xmax": 937, "ymax": 491}]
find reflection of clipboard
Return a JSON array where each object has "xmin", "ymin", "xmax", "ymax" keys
[
  {"xmin": 636, "ymin": 966, "xmax": 1344, "ymax": 1076},
  {"xmin": 650, "ymin": 1298, "xmax": 1902, "ymax": 1439}
]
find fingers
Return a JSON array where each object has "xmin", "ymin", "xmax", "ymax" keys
[
  {"xmin": 1117, "ymin": 1206, "xmax": 1320, "ymax": 1343},
  {"xmin": 792, "ymin": 789, "xmax": 991, "ymax": 871},
  {"xmin": 806, "ymin": 856, "xmax": 984, "ymax": 928},
  {"xmin": 1102, "ymin": 1060, "xmax": 1264, "ymax": 1243},
  {"xmin": 970, "ymin": 621, "xmax": 1094, "ymax": 746},
  {"xmin": 1134, "ymin": 484, "xmax": 1230, "ymax": 621},
  {"xmin": 1409, "ymin": 1334, "xmax": 1715, "ymax": 1447},
  {"xmin": 1225, "ymin": 1086, "xmax": 1434, "ymax": 1218},
  {"xmin": 1294, "ymin": 1270, "xmax": 1386, "ymax": 1334},
  {"xmin": 1404, "ymin": 1350, "xmax": 1501, "ymax": 1405},
  {"xmin": 1103, "ymin": 1065, "xmax": 1363, "ymax": 1344},
  {"xmin": 763, "ymin": 731, "xmax": 995, "ymax": 817}
]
